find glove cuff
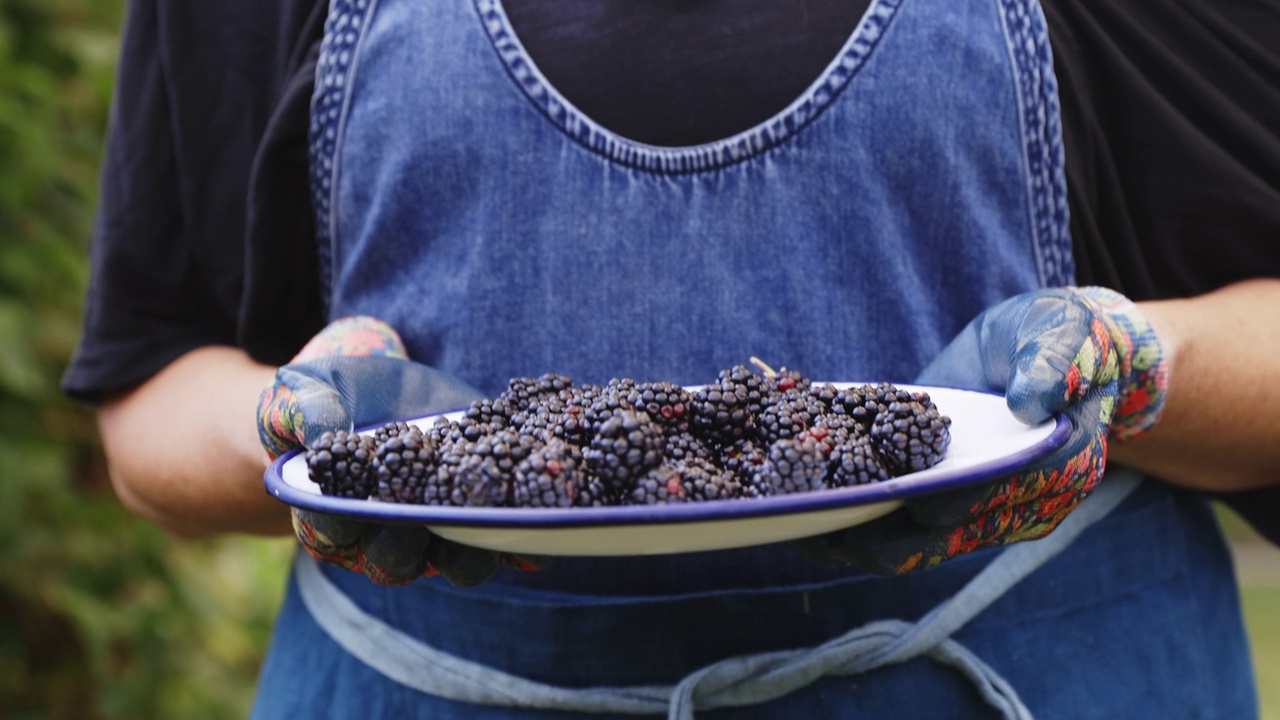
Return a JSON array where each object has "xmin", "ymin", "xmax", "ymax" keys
[{"xmin": 1076, "ymin": 287, "xmax": 1168, "ymax": 442}]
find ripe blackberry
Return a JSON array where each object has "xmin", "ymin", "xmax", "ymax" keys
[
  {"xmin": 832, "ymin": 382, "xmax": 910, "ymax": 429},
  {"xmin": 664, "ymin": 431, "xmax": 713, "ymax": 464},
  {"xmin": 751, "ymin": 434, "xmax": 831, "ymax": 496},
  {"xmin": 715, "ymin": 438, "xmax": 767, "ymax": 479},
  {"xmin": 626, "ymin": 464, "xmax": 688, "ymax": 504},
  {"xmin": 630, "ymin": 457, "xmax": 739, "ymax": 504},
  {"xmin": 512, "ymin": 438, "xmax": 585, "ymax": 508},
  {"xmin": 500, "ymin": 373, "xmax": 574, "ymax": 413},
  {"xmin": 626, "ymin": 381, "xmax": 693, "ymax": 435},
  {"xmin": 574, "ymin": 474, "xmax": 618, "ymax": 507},
  {"xmin": 584, "ymin": 385, "xmax": 639, "ymax": 436},
  {"xmin": 755, "ymin": 389, "xmax": 827, "ymax": 444},
  {"xmin": 807, "ymin": 383, "xmax": 841, "ymax": 411},
  {"xmin": 627, "ymin": 459, "xmax": 736, "ymax": 504},
  {"xmin": 717, "ymin": 364, "xmax": 767, "ymax": 416},
  {"xmin": 825, "ymin": 423, "xmax": 890, "ymax": 487},
  {"xmin": 439, "ymin": 430, "xmax": 535, "ymax": 507},
  {"xmin": 604, "ymin": 376, "xmax": 639, "ymax": 397},
  {"xmin": 456, "ymin": 397, "xmax": 513, "ymax": 442},
  {"xmin": 371, "ymin": 420, "xmax": 415, "ymax": 445},
  {"xmin": 679, "ymin": 458, "xmax": 742, "ymax": 501},
  {"xmin": 372, "ymin": 425, "xmax": 440, "ymax": 504},
  {"xmin": 306, "ymin": 430, "xmax": 378, "ymax": 498},
  {"xmin": 869, "ymin": 394, "xmax": 952, "ymax": 475},
  {"xmin": 689, "ymin": 380, "xmax": 757, "ymax": 444},
  {"xmin": 584, "ymin": 409, "xmax": 665, "ymax": 492}
]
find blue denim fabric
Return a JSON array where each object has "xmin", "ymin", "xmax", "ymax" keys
[
  {"xmin": 253, "ymin": 0, "xmax": 1261, "ymax": 716},
  {"xmin": 310, "ymin": 0, "xmax": 1069, "ymax": 396},
  {"xmin": 252, "ymin": 483, "xmax": 1256, "ymax": 718}
]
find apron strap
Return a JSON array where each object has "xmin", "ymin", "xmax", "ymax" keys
[{"xmin": 296, "ymin": 470, "xmax": 1144, "ymax": 719}]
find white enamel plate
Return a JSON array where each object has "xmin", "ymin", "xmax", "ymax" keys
[{"xmin": 265, "ymin": 385, "xmax": 1070, "ymax": 556}]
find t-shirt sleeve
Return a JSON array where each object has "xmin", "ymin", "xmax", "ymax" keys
[
  {"xmin": 62, "ymin": 0, "xmax": 325, "ymax": 403},
  {"xmin": 62, "ymin": 0, "xmax": 237, "ymax": 402}
]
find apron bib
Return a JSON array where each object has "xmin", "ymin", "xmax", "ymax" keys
[{"xmin": 250, "ymin": 0, "xmax": 1258, "ymax": 716}]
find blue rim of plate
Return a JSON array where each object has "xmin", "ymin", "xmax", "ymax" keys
[{"xmin": 264, "ymin": 386, "xmax": 1072, "ymax": 528}]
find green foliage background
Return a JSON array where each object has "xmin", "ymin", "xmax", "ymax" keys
[
  {"xmin": 1, "ymin": 1, "xmax": 1277, "ymax": 719},
  {"xmin": 0, "ymin": 2, "xmax": 293, "ymax": 718}
]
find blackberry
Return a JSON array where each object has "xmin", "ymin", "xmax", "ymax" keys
[
  {"xmin": 584, "ymin": 385, "xmax": 638, "ymax": 435},
  {"xmin": 832, "ymin": 382, "xmax": 909, "ymax": 429},
  {"xmin": 456, "ymin": 397, "xmax": 513, "ymax": 442},
  {"xmin": 869, "ymin": 393, "xmax": 952, "ymax": 475},
  {"xmin": 770, "ymin": 367, "xmax": 811, "ymax": 394},
  {"xmin": 627, "ymin": 459, "xmax": 735, "ymax": 504},
  {"xmin": 755, "ymin": 389, "xmax": 827, "ymax": 444},
  {"xmin": 715, "ymin": 438, "xmax": 767, "ymax": 479},
  {"xmin": 583, "ymin": 409, "xmax": 665, "ymax": 492},
  {"xmin": 555, "ymin": 383, "xmax": 636, "ymax": 442},
  {"xmin": 825, "ymin": 423, "xmax": 890, "ymax": 487},
  {"xmin": 663, "ymin": 431, "xmax": 713, "ymax": 464},
  {"xmin": 678, "ymin": 458, "xmax": 742, "ymax": 502},
  {"xmin": 306, "ymin": 430, "xmax": 378, "ymax": 498},
  {"xmin": 500, "ymin": 373, "xmax": 574, "ymax": 413},
  {"xmin": 630, "ymin": 458, "xmax": 737, "ymax": 505},
  {"xmin": 604, "ymin": 376, "xmax": 640, "ymax": 397},
  {"xmin": 372, "ymin": 425, "xmax": 440, "ymax": 504},
  {"xmin": 626, "ymin": 381, "xmax": 693, "ymax": 435},
  {"xmin": 717, "ymin": 364, "xmax": 768, "ymax": 416},
  {"xmin": 440, "ymin": 429, "xmax": 535, "ymax": 507},
  {"xmin": 807, "ymin": 383, "xmax": 841, "ymax": 411},
  {"xmin": 371, "ymin": 420, "xmax": 415, "ymax": 445},
  {"xmin": 574, "ymin": 474, "xmax": 619, "ymax": 507},
  {"xmin": 626, "ymin": 464, "xmax": 689, "ymax": 504},
  {"xmin": 514, "ymin": 396, "xmax": 569, "ymax": 442},
  {"xmin": 689, "ymin": 380, "xmax": 757, "ymax": 444},
  {"xmin": 751, "ymin": 434, "xmax": 831, "ymax": 496},
  {"xmin": 512, "ymin": 438, "xmax": 585, "ymax": 508}
]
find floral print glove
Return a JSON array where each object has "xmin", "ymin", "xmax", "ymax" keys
[
  {"xmin": 258, "ymin": 316, "xmax": 536, "ymax": 586},
  {"xmin": 803, "ymin": 287, "xmax": 1168, "ymax": 574}
]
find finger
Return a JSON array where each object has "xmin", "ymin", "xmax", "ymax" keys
[
  {"xmin": 908, "ymin": 397, "xmax": 1108, "ymax": 527},
  {"xmin": 830, "ymin": 483, "xmax": 1095, "ymax": 575},
  {"xmin": 359, "ymin": 524, "xmax": 434, "ymax": 586},
  {"xmin": 1002, "ymin": 292, "xmax": 1112, "ymax": 425},
  {"xmin": 292, "ymin": 509, "xmax": 368, "ymax": 572},
  {"xmin": 501, "ymin": 553, "xmax": 554, "ymax": 571},
  {"xmin": 258, "ymin": 382, "xmax": 306, "ymax": 460},
  {"xmin": 426, "ymin": 537, "xmax": 501, "ymax": 588}
]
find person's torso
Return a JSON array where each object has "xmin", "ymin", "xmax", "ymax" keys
[{"xmin": 311, "ymin": 0, "xmax": 1071, "ymax": 403}]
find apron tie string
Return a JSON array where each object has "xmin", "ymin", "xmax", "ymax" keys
[{"xmin": 296, "ymin": 470, "xmax": 1143, "ymax": 719}]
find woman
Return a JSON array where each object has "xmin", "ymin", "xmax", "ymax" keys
[{"xmin": 65, "ymin": 0, "xmax": 1280, "ymax": 716}]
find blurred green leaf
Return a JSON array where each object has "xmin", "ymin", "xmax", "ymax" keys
[{"xmin": 0, "ymin": 2, "xmax": 293, "ymax": 719}]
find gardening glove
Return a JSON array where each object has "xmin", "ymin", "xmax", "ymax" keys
[
  {"xmin": 800, "ymin": 286, "xmax": 1168, "ymax": 574},
  {"xmin": 258, "ymin": 316, "xmax": 539, "ymax": 587}
]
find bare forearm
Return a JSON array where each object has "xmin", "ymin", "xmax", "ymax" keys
[
  {"xmin": 98, "ymin": 346, "xmax": 291, "ymax": 537},
  {"xmin": 1108, "ymin": 278, "xmax": 1280, "ymax": 492}
]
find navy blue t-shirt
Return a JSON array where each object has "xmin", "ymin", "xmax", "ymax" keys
[{"xmin": 62, "ymin": 0, "xmax": 1280, "ymax": 539}]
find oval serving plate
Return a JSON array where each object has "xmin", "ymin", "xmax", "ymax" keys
[{"xmin": 265, "ymin": 384, "xmax": 1070, "ymax": 556}]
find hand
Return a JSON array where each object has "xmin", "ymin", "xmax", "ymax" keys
[
  {"xmin": 799, "ymin": 287, "xmax": 1168, "ymax": 574},
  {"xmin": 257, "ymin": 316, "xmax": 537, "ymax": 586}
]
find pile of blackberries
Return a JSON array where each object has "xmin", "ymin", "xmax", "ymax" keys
[{"xmin": 304, "ymin": 364, "xmax": 952, "ymax": 508}]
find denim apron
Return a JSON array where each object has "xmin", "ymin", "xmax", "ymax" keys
[{"xmin": 250, "ymin": 0, "xmax": 1258, "ymax": 716}]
